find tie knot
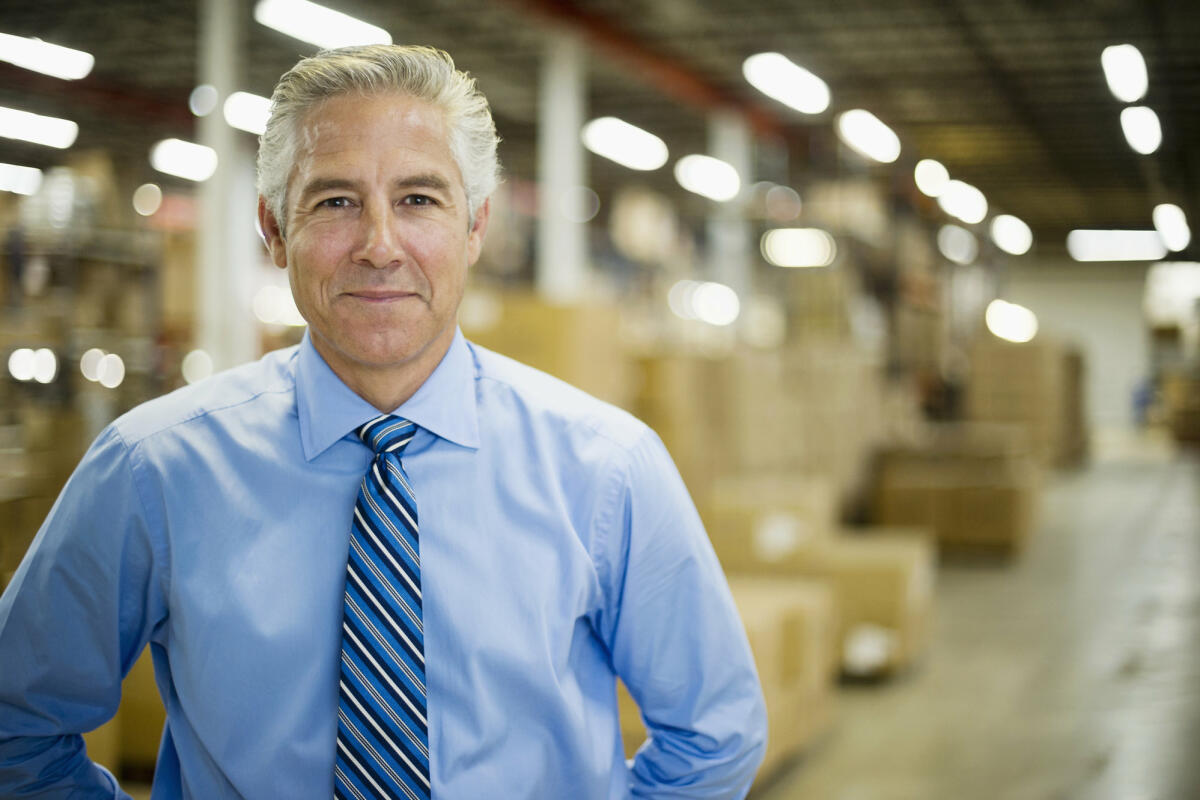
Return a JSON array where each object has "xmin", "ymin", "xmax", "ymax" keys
[{"xmin": 357, "ymin": 415, "xmax": 416, "ymax": 456}]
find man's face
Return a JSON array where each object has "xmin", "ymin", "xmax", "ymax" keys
[{"xmin": 259, "ymin": 91, "xmax": 489, "ymax": 393}]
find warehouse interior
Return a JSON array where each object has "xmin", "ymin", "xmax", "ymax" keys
[{"xmin": 2, "ymin": 0, "xmax": 1199, "ymax": 797}]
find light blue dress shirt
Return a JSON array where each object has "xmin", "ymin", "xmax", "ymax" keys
[{"xmin": 0, "ymin": 328, "xmax": 766, "ymax": 798}]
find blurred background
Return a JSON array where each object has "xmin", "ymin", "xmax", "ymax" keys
[{"xmin": 2, "ymin": 0, "xmax": 1199, "ymax": 797}]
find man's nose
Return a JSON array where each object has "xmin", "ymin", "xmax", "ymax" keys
[{"xmin": 351, "ymin": 204, "xmax": 404, "ymax": 269}]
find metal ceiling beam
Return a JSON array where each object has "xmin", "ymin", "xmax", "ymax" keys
[
  {"xmin": 934, "ymin": 0, "xmax": 1090, "ymax": 214},
  {"xmin": 0, "ymin": 63, "xmax": 193, "ymax": 130},
  {"xmin": 1147, "ymin": 0, "xmax": 1199, "ymax": 259},
  {"xmin": 504, "ymin": 0, "xmax": 787, "ymax": 140}
]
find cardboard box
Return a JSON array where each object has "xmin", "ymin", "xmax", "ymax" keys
[
  {"xmin": 967, "ymin": 337, "xmax": 1088, "ymax": 467},
  {"xmin": 460, "ymin": 290, "xmax": 634, "ymax": 409},
  {"xmin": 701, "ymin": 473, "xmax": 838, "ymax": 574},
  {"xmin": 727, "ymin": 577, "xmax": 838, "ymax": 777},
  {"xmin": 873, "ymin": 425, "xmax": 1039, "ymax": 555},
  {"xmin": 812, "ymin": 530, "xmax": 936, "ymax": 675}
]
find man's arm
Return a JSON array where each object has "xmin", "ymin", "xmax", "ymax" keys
[
  {"xmin": 0, "ymin": 425, "xmax": 165, "ymax": 797},
  {"xmin": 598, "ymin": 428, "xmax": 767, "ymax": 798}
]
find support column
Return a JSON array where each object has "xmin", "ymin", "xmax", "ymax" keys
[
  {"xmin": 196, "ymin": 0, "xmax": 258, "ymax": 370},
  {"xmin": 707, "ymin": 110, "xmax": 754, "ymax": 302},
  {"xmin": 536, "ymin": 33, "xmax": 589, "ymax": 302}
]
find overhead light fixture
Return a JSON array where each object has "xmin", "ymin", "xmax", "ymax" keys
[
  {"xmin": 224, "ymin": 91, "xmax": 271, "ymax": 135},
  {"xmin": 1066, "ymin": 229, "xmax": 1168, "ymax": 262},
  {"xmin": 253, "ymin": 0, "xmax": 391, "ymax": 49},
  {"xmin": 937, "ymin": 224, "xmax": 978, "ymax": 265},
  {"xmin": 150, "ymin": 139, "xmax": 218, "ymax": 182},
  {"xmin": 990, "ymin": 214, "xmax": 1033, "ymax": 256},
  {"xmin": 674, "ymin": 154, "xmax": 740, "ymax": 202},
  {"xmin": 742, "ymin": 52, "xmax": 830, "ymax": 115},
  {"xmin": 835, "ymin": 109, "xmax": 900, "ymax": 164},
  {"xmin": 0, "ymin": 32, "xmax": 94, "ymax": 80},
  {"xmin": 1120, "ymin": 106, "xmax": 1162, "ymax": 155},
  {"xmin": 760, "ymin": 228, "xmax": 837, "ymax": 268},
  {"xmin": 1152, "ymin": 203, "xmax": 1190, "ymax": 252},
  {"xmin": 914, "ymin": 159, "xmax": 949, "ymax": 197},
  {"xmin": 986, "ymin": 299, "xmax": 1038, "ymax": 343},
  {"xmin": 581, "ymin": 117, "xmax": 668, "ymax": 171},
  {"xmin": 132, "ymin": 183, "xmax": 163, "ymax": 216},
  {"xmin": 189, "ymin": 85, "xmax": 220, "ymax": 117},
  {"xmin": 0, "ymin": 105, "xmax": 78, "ymax": 149},
  {"xmin": 0, "ymin": 162, "xmax": 44, "ymax": 195},
  {"xmin": 1101, "ymin": 44, "xmax": 1148, "ymax": 103},
  {"xmin": 667, "ymin": 279, "xmax": 740, "ymax": 326},
  {"xmin": 937, "ymin": 179, "xmax": 988, "ymax": 225}
]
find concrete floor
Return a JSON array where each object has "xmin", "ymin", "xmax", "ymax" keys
[{"xmin": 754, "ymin": 431, "xmax": 1200, "ymax": 800}]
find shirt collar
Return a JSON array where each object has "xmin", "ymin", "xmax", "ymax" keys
[{"xmin": 296, "ymin": 327, "xmax": 480, "ymax": 461}]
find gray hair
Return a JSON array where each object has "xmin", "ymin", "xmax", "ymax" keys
[{"xmin": 256, "ymin": 44, "xmax": 501, "ymax": 231}]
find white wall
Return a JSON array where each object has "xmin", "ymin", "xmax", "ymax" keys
[{"xmin": 1002, "ymin": 259, "xmax": 1150, "ymax": 429}]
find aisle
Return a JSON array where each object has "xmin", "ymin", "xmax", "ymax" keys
[{"xmin": 754, "ymin": 433, "xmax": 1200, "ymax": 800}]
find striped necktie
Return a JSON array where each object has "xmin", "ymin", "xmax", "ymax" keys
[{"xmin": 335, "ymin": 414, "xmax": 431, "ymax": 800}]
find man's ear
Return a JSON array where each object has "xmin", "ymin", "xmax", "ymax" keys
[
  {"xmin": 466, "ymin": 198, "xmax": 491, "ymax": 267},
  {"xmin": 257, "ymin": 197, "xmax": 288, "ymax": 270}
]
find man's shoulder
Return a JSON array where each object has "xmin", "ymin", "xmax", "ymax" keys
[
  {"xmin": 111, "ymin": 345, "xmax": 299, "ymax": 447},
  {"xmin": 466, "ymin": 340, "xmax": 648, "ymax": 452}
]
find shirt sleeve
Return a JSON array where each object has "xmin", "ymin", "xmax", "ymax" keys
[
  {"xmin": 596, "ymin": 428, "xmax": 767, "ymax": 798},
  {"xmin": 0, "ymin": 424, "xmax": 167, "ymax": 798}
]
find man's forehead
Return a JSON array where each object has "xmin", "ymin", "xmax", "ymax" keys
[
  {"xmin": 298, "ymin": 91, "xmax": 443, "ymax": 138},
  {"xmin": 281, "ymin": 91, "xmax": 463, "ymax": 202}
]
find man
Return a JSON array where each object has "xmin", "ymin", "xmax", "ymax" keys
[{"xmin": 0, "ymin": 45, "xmax": 766, "ymax": 798}]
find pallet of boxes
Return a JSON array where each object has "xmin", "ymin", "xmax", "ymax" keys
[
  {"xmin": 872, "ymin": 422, "xmax": 1038, "ymax": 557},
  {"xmin": 618, "ymin": 473, "xmax": 937, "ymax": 783}
]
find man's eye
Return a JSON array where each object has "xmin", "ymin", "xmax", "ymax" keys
[
  {"xmin": 404, "ymin": 195, "xmax": 436, "ymax": 206},
  {"xmin": 317, "ymin": 197, "xmax": 352, "ymax": 209}
]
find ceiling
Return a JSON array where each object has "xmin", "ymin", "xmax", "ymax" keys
[{"xmin": 2, "ymin": 0, "xmax": 1198, "ymax": 261}]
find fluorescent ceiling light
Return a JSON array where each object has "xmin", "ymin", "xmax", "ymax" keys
[
  {"xmin": 742, "ymin": 52, "xmax": 830, "ymax": 115},
  {"xmin": 1152, "ymin": 203, "xmax": 1191, "ymax": 252},
  {"xmin": 937, "ymin": 224, "xmax": 978, "ymax": 265},
  {"xmin": 990, "ymin": 214, "xmax": 1033, "ymax": 256},
  {"xmin": 674, "ymin": 154, "xmax": 740, "ymax": 202},
  {"xmin": 914, "ymin": 159, "xmax": 949, "ymax": 197},
  {"xmin": 1120, "ymin": 106, "xmax": 1161, "ymax": 154},
  {"xmin": 0, "ymin": 32, "xmax": 94, "ymax": 80},
  {"xmin": 150, "ymin": 138, "xmax": 218, "ymax": 182},
  {"xmin": 1066, "ymin": 229, "xmax": 1168, "ymax": 262},
  {"xmin": 937, "ymin": 179, "xmax": 988, "ymax": 224},
  {"xmin": 0, "ymin": 105, "xmax": 78, "ymax": 149},
  {"xmin": 581, "ymin": 117, "xmax": 668, "ymax": 171},
  {"xmin": 1101, "ymin": 44, "xmax": 1148, "ymax": 103},
  {"xmin": 760, "ymin": 228, "xmax": 837, "ymax": 268},
  {"xmin": 224, "ymin": 91, "xmax": 271, "ymax": 135},
  {"xmin": 986, "ymin": 299, "xmax": 1038, "ymax": 343},
  {"xmin": 836, "ymin": 109, "xmax": 900, "ymax": 163},
  {"xmin": 0, "ymin": 162, "xmax": 44, "ymax": 195},
  {"xmin": 668, "ymin": 280, "xmax": 739, "ymax": 326},
  {"xmin": 253, "ymin": 0, "xmax": 391, "ymax": 49},
  {"xmin": 189, "ymin": 85, "xmax": 219, "ymax": 117}
]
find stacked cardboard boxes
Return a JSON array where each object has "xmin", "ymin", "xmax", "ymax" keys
[
  {"xmin": 1161, "ymin": 368, "xmax": 1200, "ymax": 443},
  {"xmin": 635, "ymin": 341, "xmax": 884, "ymax": 507},
  {"xmin": 699, "ymin": 472, "xmax": 936, "ymax": 677},
  {"xmin": 967, "ymin": 337, "xmax": 1088, "ymax": 467},
  {"xmin": 460, "ymin": 289, "xmax": 635, "ymax": 410},
  {"xmin": 874, "ymin": 423, "xmax": 1038, "ymax": 556}
]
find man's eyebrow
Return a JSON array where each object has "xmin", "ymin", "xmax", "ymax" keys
[
  {"xmin": 296, "ymin": 177, "xmax": 360, "ymax": 200},
  {"xmin": 394, "ymin": 173, "xmax": 452, "ymax": 193}
]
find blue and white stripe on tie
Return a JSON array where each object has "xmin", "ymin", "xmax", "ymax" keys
[{"xmin": 336, "ymin": 415, "xmax": 430, "ymax": 800}]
